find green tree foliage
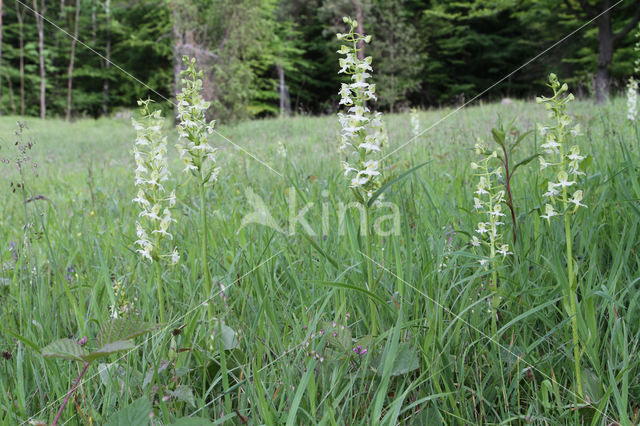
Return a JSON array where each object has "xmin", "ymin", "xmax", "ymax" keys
[
  {"xmin": 368, "ymin": 0, "xmax": 424, "ymax": 111},
  {"xmin": 0, "ymin": 0, "xmax": 639, "ymax": 120}
]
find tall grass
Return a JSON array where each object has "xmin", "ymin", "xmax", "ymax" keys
[{"xmin": 0, "ymin": 96, "xmax": 638, "ymax": 424}]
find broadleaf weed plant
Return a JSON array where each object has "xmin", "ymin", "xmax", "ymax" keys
[
  {"xmin": 132, "ymin": 100, "xmax": 178, "ymax": 323},
  {"xmin": 41, "ymin": 317, "xmax": 155, "ymax": 425},
  {"xmin": 536, "ymin": 73, "xmax": 587, "ymax": 400},
  {"xmin": 337, "ymin": 17, "xmax": 386, "ymax": 335}
]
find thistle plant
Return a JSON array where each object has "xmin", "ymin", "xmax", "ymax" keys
[
  {"xmin": 175, "ymin": 56, "xmax": 218, "ymax": 320},
  {"xmin": 337, "ymin": 17, "xmax": 385, "ymax": 335},
  {"xmin": 536, "ymin": 73, "xmax": 586, "ymax": 399},
  {"xmin": 132, "ymin": 99, "xmax": 178, "ymax": 322}
]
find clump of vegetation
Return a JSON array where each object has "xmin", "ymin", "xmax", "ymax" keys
[
  {"xmin": 131, "ymin": 100, "xmax": 178, "ymax": 323},
  {"xmin": 336, "ymin": 16, "xmax": 386, "ymax": 336},
  {"xmin": 536, "ymin": 73, "xmax": 587, "ymax": 400},
  {"xmin": 1, "ymin": 19, "xmax": 640, "ymax": 424}
]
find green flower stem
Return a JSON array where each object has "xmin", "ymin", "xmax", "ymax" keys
[
  {"xmin": 199, "ymin": 180, "xmax": 213, "ymax": 320},
  {"xmin": 155, "ymin": 261, "xmax": 165, "ymax": 324},
  {"xmin": 563, "ymin": 190, "xmax": 583, "ymax": 399},
  {"xmin": 364, "ymin": 205, "xmax": 377, "ymax": 336},
  {"xmin": 217, "ymin": 319, "xmax": 232, "ymax": 414}
]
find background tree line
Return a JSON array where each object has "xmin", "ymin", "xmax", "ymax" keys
[{"xmin": 0, "ymin": 0, "xmax": 638, "ymax": 122}]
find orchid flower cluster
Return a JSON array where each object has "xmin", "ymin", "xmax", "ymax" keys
[
  {"xmin": 176, "ymin": 56, "xmax": 219, "ymax": 186},
  {"xmin": 628, "ymin": 79, "xmax": 638, "ymax": 121},
  {"xmin": 410, "ymin": 108, "xmax": 420, "ymax": 139},
  {"xmin": 109, "ymin": 280, "xmax": 136, "ymax": 319},
  {"xmin": 536, "ymin": 74, "xmax": 586, "ymax": 222},
  {"xmin": 132, "ymin": 100, "xmax": 179, "ymax": 264},
  {"xmin": 470, "ymin": 143, "xmax": 512, "ymax": 267},
  {"xmin": 627, "ymin": 30, "xmax": 640, "ymax": 121},
  {"xmin": 337, "ymin": 17, "xmax": 387, "ymax": 202}
]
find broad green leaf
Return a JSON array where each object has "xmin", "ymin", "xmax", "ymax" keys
[
  {"xmin": 579, "ymin": 154, "xmax": 593, "ymax": 172},
  {"xmin": 491, "ymin": 127, "xmax": 505, "ymax": 146},
  {"xmin": 42, "ymin": 339, "xmax": 87, "ymax": 362},
  {"xmin": 168, "ymin": 385, "xmax": 195, "ymax": 407},
  {"xmin": 390, "ymin": 343, "xmax": 420, "ymax": 376},
  {"xmin": 105, "ymin": 397, "xmax": 151, "ymax": 426},
  {"xmin": 323, "ymin": 321, "xmax": 353, "ymax": 351},
  {"xmin": 583, "ymin": 368, "xmax": 602, "ymax": 402},
  {"xmin": 97, "ymin": 317, "xmax": 156, "ymax": 348},
  {"xmin": 374, "ymin": 343, "xmax": 420, "ymax": 377},
  {"xmin": 219, "ymin": 324, "xmax": 238, "ymax": 351},
  {"xmin": 512, "ymin": 153, "xmax": 540, "ymax": 174},
  {"xmin": 83, "ymin": 340, "xmax": 136, "ymax": 363},
  {"xmin": 142, "ymin": 359, "xmax": 170, "ymax": 389}
]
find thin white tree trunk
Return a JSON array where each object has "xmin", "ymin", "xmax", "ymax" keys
[
  {"xmin": 66, "ymin": 0, "xmax": 80, "ymax": 121},
  {"xmin": 0, "ymin": 0, "xmax": 3, "ymax": 115},
  {"xmin": 15, "ymin": 2, "xmax": 25, "ymax": 116},
  {"xmin": 355, "ymin": 0, "xmax": 365, "ymax": 61},
  {"xmin": 102, "ymin": 0, "xmax": 110, "ymax": 115},
  {"xmin": 277, "ymin": 63, "xmax": 290, "ymax": 117},
  {"xmin": 34, "ymin": 0, "xmax": 47, "ymax": 119}
]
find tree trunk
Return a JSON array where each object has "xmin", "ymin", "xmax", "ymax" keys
[
  {"xmin": 0, "ymin": 0, "xmax": 3, "ymax": 115},
  {"xmin": 66, "ymin": 0, "xmax": 80, "ymax": 121},
  {"xmin": 6, "ymin": 69, "xmax": 15, "ymax": 114},
  {"xmin": 34, "ymin": 0, "xmax": 47, "ymax": 119},
  {"xmin": 277, "ymin": 63, "xmax": 290, "ymax": 117},
  {"xmin": 595, "ymin": 9, "xmax": 614, "ymax": 104},
  {"xmin": 15, "ymin": 2, "xmax": 25, "ymax": 116},
  {"xmin": 102, "ymin": 0, "xmax": 111, "ymax": 115},
  {"xmin": 171, "ymin": 5, "xmax": 185, "ymax": 122},
  {"xmin": 354, "ymin": 0, "xmax": 365, "ymax": 61},
  {"xmin": 172, "ymin": 10, "xmax": 183, "ymax": 120}
]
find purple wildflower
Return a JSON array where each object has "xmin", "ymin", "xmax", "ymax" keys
[
  {"xmin": 353, "ymin": 345, "xmax": 367, "ymax": 355},
  {"xmin": 77, "ymin": 337, "xmax": 87, "ymax": 346},
  {"xmin": 8, "ymin": 242, "xmax": 18, "ymax": 262},
  {"xmin": 66, "ymin": 266, "xmax": 75, "ymax": 282}
]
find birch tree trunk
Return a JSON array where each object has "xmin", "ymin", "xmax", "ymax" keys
[
  {"xmin": 355, "ymin": 0, "xmax": 364, "ymax": 61},
  {"xmin": 7, "ymin": 69, "xmax": 15, "ymax": 114},
  {"xmin": 34, "ymin": 0, "xmax": 47, "ymax": 119},
  {"xmin": 66, "ymin": 0, "xmax": 80, "ymax": 121},
  {"xmin": 102, "ymin": 0, "xmax": 111, "ymax": 115},
  {"xmin": 15, "ymin": 2, "xmax": 25, "ymax": 116},
  {"xmin": 0, "ymin": 0, "xmax": 3, "ymax": 115},
  {"xmin": 277, "ymin": 63, "xmax": 290, "ymax": 117}
]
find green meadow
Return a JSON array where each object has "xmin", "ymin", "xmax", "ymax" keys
[{"xmin": 1, "ymin": 97, "xmax": 639, "ymax": 424}]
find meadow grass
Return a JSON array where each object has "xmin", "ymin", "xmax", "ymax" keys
[{"xmin": 0, "ymin": 97, "xmax": 639, "ymax": 424}]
